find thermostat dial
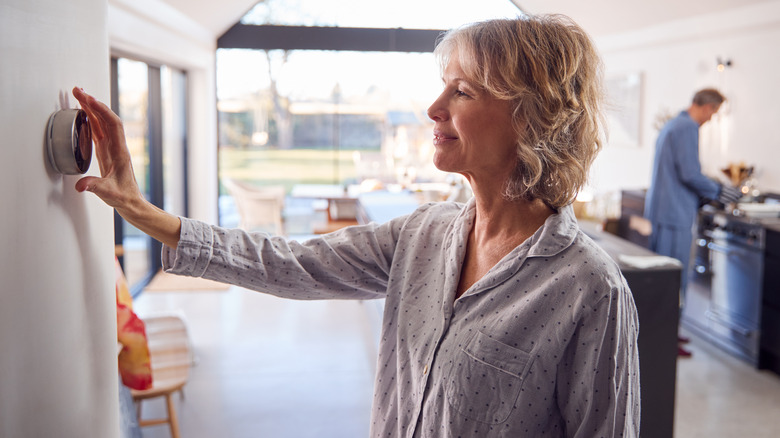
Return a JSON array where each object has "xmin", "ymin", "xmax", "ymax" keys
[{"xmin": 46, "ymin": 109, "xmax": 92, "ymax": 175}]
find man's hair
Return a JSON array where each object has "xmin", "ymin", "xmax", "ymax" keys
[
  {"xmin": 433, "ymin": 15, "xmax": 605, "ymax": 209},
  {"xmin": 692, "ymin": 88, "xmax": 726, "ymax": 107}
]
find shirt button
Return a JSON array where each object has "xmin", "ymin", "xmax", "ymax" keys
[{"xmin": 423, "ymin": 364, "xmax": 429, "ymax": 375}]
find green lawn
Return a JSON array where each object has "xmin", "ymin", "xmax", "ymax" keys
[{"xmin": 218, "ymin": 147, "xmax": 366, "ymax": 194}]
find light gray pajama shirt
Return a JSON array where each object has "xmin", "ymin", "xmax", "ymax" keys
[{"xmin": 162, "ymin": 199, "xmax": 641, "ymax": 437}]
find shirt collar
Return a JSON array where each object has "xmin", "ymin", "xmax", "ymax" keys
[
  {"xmin": 524, "ymin": 203, "xmax": 579, "ymax": 258},
  {"xmin": 455, "ymin": 198, "xmax": 579, "ymax": 258}
]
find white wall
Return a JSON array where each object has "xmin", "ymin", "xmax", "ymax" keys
[
  {"xmin": 592, "ymin": 1, "xmax": 780, "ymax": 196},
  {"xmin": 108, "ymin": 0, "xmax": 219, "ymax": 224},
  {"xmin": 0, "ymin": 0, "xmax": 118, "ymax": 437}
]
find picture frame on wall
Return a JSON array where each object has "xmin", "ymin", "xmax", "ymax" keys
[{"xmin": 604, "ymin": 71, "xmax": 643, "ymax": 148}]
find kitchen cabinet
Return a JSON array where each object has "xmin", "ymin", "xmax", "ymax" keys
[
  {"xmin": 616, "ymin": 189, "xmax": 652, "ymax": 249},
  {"xmin": 759, "ymin": 225, "xmax": 780, "ymax": 374}
]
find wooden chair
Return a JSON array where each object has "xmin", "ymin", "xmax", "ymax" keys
[
  {"xmin": 223, "ymin": 178, "xmax": 286, "ymax": 235},
  {"xmin": 131, "ymin": 313, "xmax": 192, "ymax": 438}
]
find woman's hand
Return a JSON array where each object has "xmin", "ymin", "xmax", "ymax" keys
[
  {"xmin": 72, "ymin": 87, "xmax": 145, "ymax": 213},
  {"xmin": 72, "ymin": 87, "xmax": 182, "ymax": 249}
]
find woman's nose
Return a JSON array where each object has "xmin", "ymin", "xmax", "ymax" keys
[{"xmin": 427, "ymin": 94, "xmax": 448, "ymax": 122}]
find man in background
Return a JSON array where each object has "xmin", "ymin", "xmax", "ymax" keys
[{"xmin": 644, "ymin": 88, "xmax": 741, "ymax": 357}]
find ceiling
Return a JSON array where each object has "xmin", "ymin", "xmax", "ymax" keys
[
  {"xmin": 160, "ymin": 0, "xmax": 259, "ymax": 36},
  {"xmin": 517, "ymin": 0, "xmax": 775, "ymax": 36},
  {"xmin": 160, "ymin": 0, "xmax": 775, "ymax": 38}
]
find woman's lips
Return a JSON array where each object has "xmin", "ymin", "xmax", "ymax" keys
[{"xmin": 433, "ymin": 131, "xmax": 457, "ymax": 146}]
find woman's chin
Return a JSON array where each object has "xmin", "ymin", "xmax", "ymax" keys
[{"xmin": 432, "ymin": 154, "xmax": 457, "ymax": 173}]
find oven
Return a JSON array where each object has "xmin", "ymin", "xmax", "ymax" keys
[{"xmin": 683, "ymin": 209, "xmax": 765, "ymax": 365}]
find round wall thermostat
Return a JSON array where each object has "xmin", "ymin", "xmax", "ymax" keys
[{"xmin": 46, "ymin": 108, "xmax": 92, "ymax": 175}]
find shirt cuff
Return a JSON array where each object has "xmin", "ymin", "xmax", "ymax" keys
[{"xmin": 161, "ymin": 217, "xmax": 215, "ymax": 278}]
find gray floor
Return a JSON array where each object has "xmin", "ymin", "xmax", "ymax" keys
[
  {"xmin": 674, "ymin": 327, "xmax": 780, "ymax": 437},
  {"xmin": 132, "ymin": 284, "xmax": 780, "ymax": 438},
  {"xmin": 133, "ymin": 288, "xmax": 379, "ymax": 438}
]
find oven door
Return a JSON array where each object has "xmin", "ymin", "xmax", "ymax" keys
[
  {"xmin": 707, "ymin": 229, "xmax": 763, "ymax": 364},
  {"xmin": 683, "ymin": 236, "xmax": 714, "ymax": 334}
]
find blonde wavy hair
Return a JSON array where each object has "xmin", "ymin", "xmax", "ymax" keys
[{"xmin": 434, "ymin": 15, "xmax": 606, "ymax": 208}]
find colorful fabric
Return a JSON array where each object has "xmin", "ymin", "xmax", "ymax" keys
[{"xmin": 115, "ymin": 257, "xmax": 152, "ymax": 390}]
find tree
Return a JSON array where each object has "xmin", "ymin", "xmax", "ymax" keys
[
  {"xmin": 244, "ymin": 0, "xmax": 320, "ymax": 150},
  {"xmin": 264, "ymin": 50, "xmax": 293, "ymax": 149}
]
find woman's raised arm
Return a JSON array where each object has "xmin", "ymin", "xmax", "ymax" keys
[{"xmin": 72, "ymin": 87, "xmax": 181, "ymax": 249}]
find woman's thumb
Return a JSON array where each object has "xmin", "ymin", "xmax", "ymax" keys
[{"xmin": 75, "ymin": 176, "xmax": 99, "ymax": 193}]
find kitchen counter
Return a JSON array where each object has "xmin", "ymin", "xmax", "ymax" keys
[{"xmin": 358, "ymin": 192, "xmax": 681, "ymax": 438}]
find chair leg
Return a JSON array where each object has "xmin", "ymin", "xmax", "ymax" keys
[{"xmin": 166, "ymin": 393, "xmax": 181, "ymax": 438}]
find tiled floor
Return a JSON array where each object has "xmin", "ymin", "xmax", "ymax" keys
[
  {"xmin": 674, "ymin": 327, "xmax": 780, "ymax": 437},
  {"xmin": 132, "ymin": 284, "xmax": 780, "ymax": 438}
]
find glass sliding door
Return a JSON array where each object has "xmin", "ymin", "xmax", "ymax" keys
[
  {"xmin": 111, "ymin": 57, "xmax": 188, "ymax": 293},
  {"xmin": 162, "ymin": 66, "xmax": 188, "ymax": 218},
  {"xmin": 114, "ymin": 58, "xmax": 152, "ymax": 288}
]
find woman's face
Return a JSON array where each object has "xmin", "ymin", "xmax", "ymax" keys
[{"xmin": 427, "ymin": 54, "xmax": 518, "ymax": 183}]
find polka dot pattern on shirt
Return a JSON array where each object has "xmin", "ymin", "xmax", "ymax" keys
[{"xmin": 164, "ymin": 200, "xmax": 641, "ymax": 438}]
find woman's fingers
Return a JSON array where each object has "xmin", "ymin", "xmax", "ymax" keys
[
  {"xmin": 75, "ymin": 173, "xmax": 128, "ymax": 209},
  {"xmin": 75, "ymin": 174, "xmax": 113, "ymax": 205},
  {"xmin": 72, "ymin": 87, "xmax": 131, "ymax": 172},
  {"xmin": 71, "ymin": 87, "xmax": 141, "ymax": 210},
  {"xmin": 73, "ymin": 87, "xmax": 118, "ymax": 125},
  {"xmin": 73, "ymin": 87, "xmax": 127, "ymax": 160},
  {"xmin": 72, "ymin": 87, "xmax": 109, "ymax": 140},
  {"xmin": 75, "ymin": 175, "xmax": 98, "ymax": 193},
  {"xmin": 72, "ymin": 88, "xmax": 109, "ymax": 165}
]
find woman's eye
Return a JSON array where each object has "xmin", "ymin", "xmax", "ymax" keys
[{"xmin": 456, "ymin": 89, "xmax": 470, "ymax": 98}]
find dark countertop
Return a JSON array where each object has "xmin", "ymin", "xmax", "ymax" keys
[{"xmin": 578, "ymin": 219, "xmax": 682, "ymax": 272}]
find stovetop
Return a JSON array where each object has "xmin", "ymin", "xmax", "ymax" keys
[
  {"xmin": 702, "ymin": 202, "xmax": 780, "ymax": 227},
  {"xmin": 699, "ymin": 203, "xmax": 780, "ymax": 248}
]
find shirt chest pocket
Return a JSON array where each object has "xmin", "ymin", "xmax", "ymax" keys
[{"xmin": 445, "ymin": 330, "xmax": 532, "ymax": 425}]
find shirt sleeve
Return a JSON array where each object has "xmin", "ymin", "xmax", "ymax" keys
[
  {"xmin": 556, "ymin": 281, "xmax": 641, "ymax": 437},
  {"xmin": 161, "ymin": 215, "xmax": 406, "ymax": 301},
  {"xmin": 670, "ymin": 124, "xmax": 720, "ymax": 200}
]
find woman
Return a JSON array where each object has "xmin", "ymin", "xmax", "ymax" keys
[{"xmin": 74, "ymin": 14, "xmax": 639, "ymax": 438}]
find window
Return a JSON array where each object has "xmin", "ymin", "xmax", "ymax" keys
[
  {"xmin": 112, "ymin": 57, "xmax": 189, "ymax": 292},
  {"xmin": 217, "ymin": 49, "xmax": 442, "ymax": 185},
  {"xmin": 216, "ymin": 0, "xmax": 522, "ymax": 229}
]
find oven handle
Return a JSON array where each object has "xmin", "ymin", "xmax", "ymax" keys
[
  {"xmin": 705, "ymin": 310, "xmax": 753, "ymax": 337},
  {"xmin": 707, "ymin": 241, "xmax": 761, "ymax": 257},
  {"xmin": 706, "ymin": 241, "xmax": 731, "ymax": 254}
]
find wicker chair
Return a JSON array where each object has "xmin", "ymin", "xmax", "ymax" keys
[
  {"xmin": 223, "ymin": 178, "xmax": 286, "ymax": 235},
  {"xmin": 131, "ymin": 313, "xmax": 192, "ymax": 438}
]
